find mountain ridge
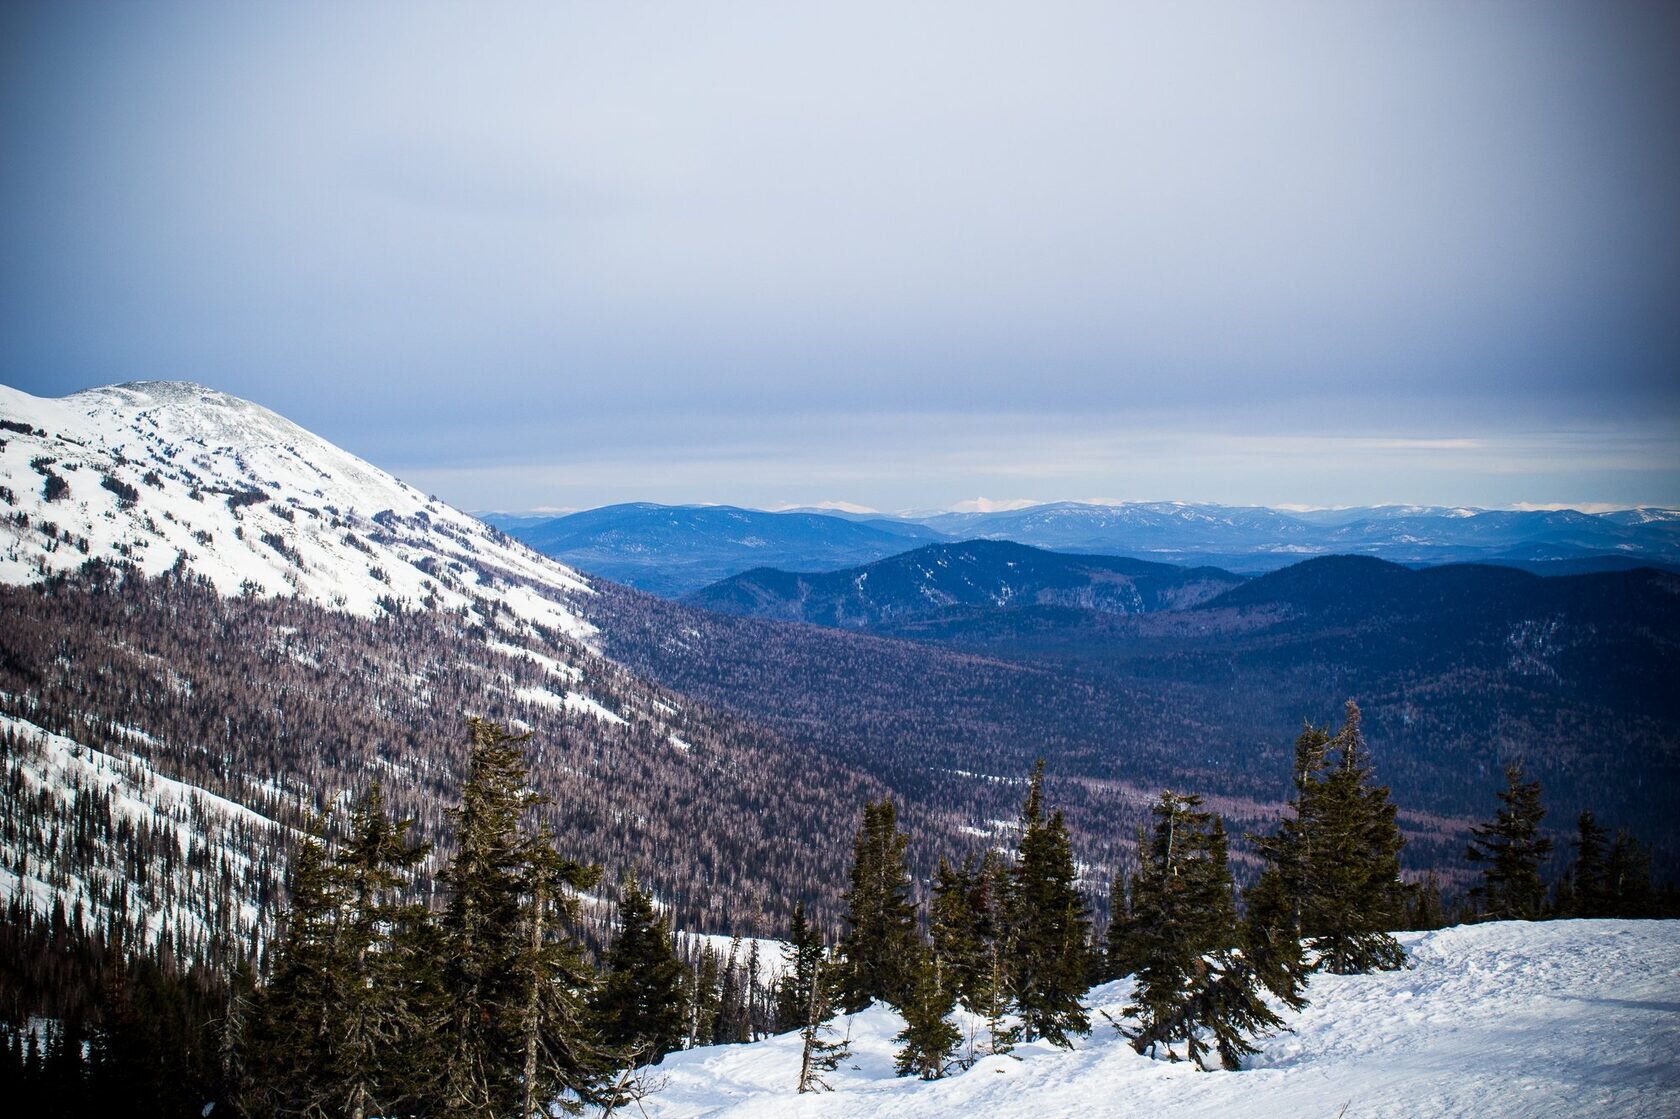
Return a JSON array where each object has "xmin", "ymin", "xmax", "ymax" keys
[
  {"xmin": 684, "ymin": 539, "xmax": 1244, "ymax": 628},
  {"xmin": 492, "ymin": 499, "xmax": 1680, "ymax": 595}
]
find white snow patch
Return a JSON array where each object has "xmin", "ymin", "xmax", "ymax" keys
[{"xmin": 635, "ymin": 921, "xmax": 1680, "ymax": 1119}]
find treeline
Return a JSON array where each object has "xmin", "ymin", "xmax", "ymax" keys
[
  {"xmin": 0, "ymin": 564, "xmax": 887, "ymax": 939},
  {"xmin": 0, "ymin": 897, "xmax": 232, "ymax": 1117},
  {"xmin": 828, "ymin": 702, "xmax": 1414, "ymax": 1079},
  {"xmin": 589, "ymin": 570, "xmax": 1680, "ymax": 873},
  {"xmin": 4, "ymin": 703, "xmax": 1675, "ymax": 1115},
  {"xmin": 821, "ymin": 700, "xmax": 1676, "ymax": 1082},
  {"xmin": 1463, "ymin": 762, "xmax": 1671, "ymax": 922}
]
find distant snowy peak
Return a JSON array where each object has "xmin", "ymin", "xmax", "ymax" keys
[{"xmin": 0, "ymin": 380, "xmax": 594, "ymax": 641}]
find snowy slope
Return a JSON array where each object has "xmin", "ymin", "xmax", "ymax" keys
[
  {"xmin": 639, "ymin": 921, "xmax": 1679, "ymax": 1119},
  {"xmin": 0, "ymin": 710, "xmax": 291, "ymax": 957},
  {"xmin": 0, "ymin": 381, "xmax": 592, "ymax": 641}
]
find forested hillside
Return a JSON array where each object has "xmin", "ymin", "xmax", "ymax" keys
[
  {"xmin": 589, "ymin": 558, "xmax": 1680, "ymax": 880},
  {"xmin": 0, "ymin": 565, "xmax": 891, "ymax": 946}
]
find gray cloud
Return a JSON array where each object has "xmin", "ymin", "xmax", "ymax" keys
[{"xmin": 2, "ymin": 1, "xmax": 1675, "ymax": 510}]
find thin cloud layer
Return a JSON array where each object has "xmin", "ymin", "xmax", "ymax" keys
[{"xmin": 2, "ymin": 1, "xmax": 1675, "ymax": 510}]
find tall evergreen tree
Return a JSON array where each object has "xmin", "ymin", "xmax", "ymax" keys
[
  {"xmin": 1007, "ymin": 763, "xmax": 1091, "ymax": 1047},
  {"xmin": 1466, "ymin": 763, "xmax": 1552, "ymax": 921},
  {"xmin": 781, "ymin": 905, "xmax": 848, "ymax": 1093},
  {"xmin": 1127, "ymin": 791, "xmax": 1282, "ymax": 1071},
  {"xmin": 1306, "ymin": 704, "xmax": 1407, "ymax": 971},
  {"xmin": 328, "ymin": 784, "xmax": 433, "ymax": 1119},
  {"xmin": 593, "ymin": 872, "xmax": 689, "ymax": 1064},
  {"xmin": 1557, "ymin": 811, "xmax": 1609, "ymax": 918},
  {"xmin": 690, "ymin": 945, "xmax": 722, "ymax": 1047},
  {"xmin": 893, "ymin": 944, "xmax": 961, "ymax": 1080},
  {"xmin": 929, "ymin": 855, "xmax": 990, "ymax": 1013},
  {"xmin": 249, "ymin": 828, "xmax": 340, "ymax": 1118},
  {"xmin": 1246, "ymin": 702, "xmax": 1405, "ymax": 982},
  {"xmin": 836, "ymin": 799, "xmax": 919, "ymax": 1012},
  {"xmin": 439, "ymin": 719, "xmax": 611, "ymax": 1119},
  {"xmin": 1105, "ymin": 865, "xmax": 1143, "ymax": 982},
  {"xmin": 1604, "ymin": 829, "xmax": 1656, "ymax": 917}
]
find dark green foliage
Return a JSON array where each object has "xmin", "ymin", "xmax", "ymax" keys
[
  {"xmin": 0, "ymin": 898, "xmax": 230, "ymax": 1119},
  {"xmin": 1604, "ymin": 830, "xmax": 1657, "ymax": 918},
  {"xmin": 837, "ymin": 799, "xmax": 919, "ymax": 1012},
  {"xmin": 331, "ymin": 785, "xmax": 435, "ymax": 1117},
  {"xmin": 250, "ymin": 831, "xmax": 340, "ymax": 1117},
  {"xmin": 1406, "ymin": 871, "xmax": 1448, "ymax": 931},
  {"xmin": 41, "ymin": 470, "xmax": 69, "ymax": 502},
  {"xmin": 1247, "ymin": 703, "xmax": 1406, "ymax": 982},
  {"xmin": 1127, "ymin": 791, "xmax": 1283, "ymax": 1071},
  {"xmin": 100, "ymin": 474, "xmax": 140, "ymax": 507},
  {"xmin": 928, "ymin": 854, "xmax": 998, "ymax": 1014},
  {"xmin": 247, "ymin": 788, "xmax": 435, "ymax": 1119},
  {"xmin": 1303, "ymin": 704, "xmax": 1407, "ymax": 972},
  {"xmin": 689, "ymin": 945, "xmax": 723, "ymax": 1047},
  {"xmin": 1104, "ymin": 869, "xmax": 1143, "ymax": 981},
  {"xmin": 1467, "ymin": 763, "xmax": 1552, "ymax": 921},
  {"xmin": 893, "ymin": 945, "xmax": 961, "ymax": 1080},
  {"xmin": 593, "ymin": 873, "xmax": 689, "ymax": 1064},
  {"xmin": 439, "ymin": 719, "xmax": 611, "ymax": 1119},
  {"xmin": 781, "ymin": 904, "xmax": 848, "ymax": 1092},
  {"xmin": 1007, "ymin": 763, "xmax": 1092, "ymax": 1047}
]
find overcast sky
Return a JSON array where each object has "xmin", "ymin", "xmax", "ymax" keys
[{"xmin": 2, "ymin": 1, "xmax": 1675, "ymax": 513}]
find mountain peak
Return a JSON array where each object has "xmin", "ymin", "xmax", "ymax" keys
[{"xmin": 1, "ymin": 379, "xmax": 594, "ymax": 642}]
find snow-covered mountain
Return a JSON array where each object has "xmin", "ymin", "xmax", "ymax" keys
[
  {"xmin": 0, "ymin": 380, "xmax": 883, "ymax": 964},
  {"xmin": 636, "ymin": 920, "xmax": 1680, "ymax": 1119},
  {"xmin": 0, "ymin": 380, "xmax": 591, "ymax": 640}
]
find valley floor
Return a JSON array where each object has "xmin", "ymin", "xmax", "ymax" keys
[{"xmin": 638, "ymin": 920, "xmax": 1679, "ymax": 1119}]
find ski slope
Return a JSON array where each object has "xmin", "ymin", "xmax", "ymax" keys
[{"xmin": 638, "ymin": 920, "xmax": 1679, "ymax": 1119}]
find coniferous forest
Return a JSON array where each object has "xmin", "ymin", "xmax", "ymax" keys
[{"xmin": 3, "ymin": 699, "xmax": 1671, "ymax": 1116}]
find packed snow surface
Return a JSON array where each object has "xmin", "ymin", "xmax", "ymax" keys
[{"xmin": 639, "ymin": 921, "xmax": 1678, "ymax": 1119}]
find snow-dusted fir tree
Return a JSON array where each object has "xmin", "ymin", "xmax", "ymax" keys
[
  {"xmin": 1007, "ymin": 763, "xmax": 1091, "ymax": 1047},
  {"xmin": 593, "ymin": 871, "xmax": 689, "ymax": 1064},
  {"xmin": 1466, "ymin": 763, "xmax": 1552, "ymax": 921},
  {"xmin": 837, "ymin": 799, "xmax": 919, "ymax": 1011},
  {"xmin": 1247, "ymin": 702, "xmax": 1405, "ymax": 980},
  {"xmin": 1127, "ymin": 792, "xmax": 1283, "ymax": 1071}
]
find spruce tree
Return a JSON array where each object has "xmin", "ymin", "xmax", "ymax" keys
[
  {"xmin": 782, "ymin": 905, "xmax": 848, "ymax": 1092},
  {"xmin": 1246, "ymin": 702, "xmax": 1405, "ymax": 982},
  {"xmin": 1306, "ymin": 704, "xmax": 1407, "ymax": 972},
  {"xmin": 439, "ymin": 719, "xmax": 610, "ymax": 1119},
  {"xmin": 1126, "ymin": 791, "xmax": 1283, "ymax": 1071},
  {"xmin": 593, "ymin": 873, "xmax": 689, "ymax": 1065},
  {"xmin": 837, "ymin": 799, "xmax": 919, "ymax": 1012},
  {"xmin": 929, "ymin": 855, "xmax": 990, "ymax": 1012},
  {"xmin": 1007, "ymin": 764, "xmax": 1091, "ymax": 1046},
  {"xmin": 328, "ymin": 784, "xmax": 433, "ymax": 1119},
  {"xmin": 249, "ymin": 829, "xmax": 340, "ymax": 1118},
  {"xmin": 1605, "ymin": 829, "xmax": 1656, "ymax": 917},
  {"xmin": 1466, "ymin": 763, "xmax": 1552, "ymax": 921},
  {"xmin": 1104, "ymin": 866, "xmax": 1143, "ymax": 982},
  {"xmin": 691, "ymin": 945, "xmax": 722, "ymax": 1047},
  {"xmin": 893, "ymin": 944, "xmax": 961, "ymax": 1080}
]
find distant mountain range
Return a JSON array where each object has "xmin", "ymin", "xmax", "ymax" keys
[
  {"xmin": 595, "ymin": 552, "xmax": 1680, "ymax": 877},
  {"xmin": 486, "ymin": 501, "xmax": 1680, "ymax": 595},
  {"xmin": 685, "ymin": 539, "xmax": 1243, "ymax": 628},
  {"xmin": 482, "ymin": 503, "xmax": 944, "ymax": 597}
]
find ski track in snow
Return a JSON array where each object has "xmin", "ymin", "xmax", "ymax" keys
[{"xmin": 638, "ymin": 921, "xmax": 1679, "ymax": 1119}]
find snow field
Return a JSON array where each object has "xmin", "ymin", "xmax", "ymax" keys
[{"xmin": 639, "ymin": 920, "xmax": 1679, "ymax": 1119}]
